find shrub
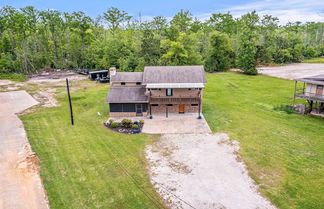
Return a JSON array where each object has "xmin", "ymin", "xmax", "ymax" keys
[
  {"xmin": 303, "ymin": 47, "xmax": 318, "ymax": 58},
  {"xmin": 132, "ymin": 124, "xmax": 139, "ymax": 129},
  {"xmin": 139, "ymin": 120, "xmax": 144, "ymax": 124},
  {"xmin": 109, "ymin": 119, "xmax": 114, "ymax": 124},
  {"xmin": 110, "ymin": 122, "xmax": 119, "ymax": 128},
  {"xmin": 121, "ymin": 119, "xmax": 133, "ymax": 128},
  {"xmin": 273, "ymin": 105, "xmax": 294, "ymax": 114}
]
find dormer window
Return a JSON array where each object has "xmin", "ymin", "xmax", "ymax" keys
[{"xmin": 166, "ymin": 88, "xmax": 173, "ymax": 96}]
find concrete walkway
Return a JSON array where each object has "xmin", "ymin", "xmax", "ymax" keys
[
  {"xmin": 142, "ymin": 113, "xmax": 211, "ymax": 134},
  {"xmin": 109, "ymin": 113, "xmax": 212, "ymax": 134},
  {"xmin": 0, "ymin": 91, "xmax": 49, "ymax": 209}
]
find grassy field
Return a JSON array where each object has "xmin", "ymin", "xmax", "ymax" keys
[
  {"xmin": 204, "ymin": 73, "xmax": 324, "ymax": 209},
  {"xmin": 0, "ymin": 73, "xmax": 27, "ymax": 82},
  {"xmin": 21, "ymin": 73, "xmax": 324, "ymax": 209},
  {"xmin": 302, "ymin": 57, "xmax": 324, "ymax": 63},
  {"xmin": 21, "ymin": 84, "xmax": 164, "ymax": 209}
]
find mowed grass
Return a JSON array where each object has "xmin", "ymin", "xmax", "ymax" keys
[
  {"xmin": 21, "ymin": 84, "xmax": 164, "ymax": 209},
  {"xmin": 21, "ymin": 73, "xmax": 324, "ymax": 209},
  {"xmin": 0, "ymin": 73, "xmax": 27, "ymax": 82},
  {"xmin": 302, "ymin": 57, "xmax": 324, "ymax": 63},
  {"xmin": 204, "ymin": 73, "xmax": 324, "ymax": 209}
]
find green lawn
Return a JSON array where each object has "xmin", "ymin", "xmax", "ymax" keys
[
  {"xmin": 302, "ymin": 57, "xmax": 324, "ymax": 63},
  {"xmin": 21, "ymin": 73, "xmax": 324, "ymax": 209},
  {"xmin": 21, "ymin": 84, "xmax": 164, "ymax": 209},
  {"xmin": 0, "ymin": 73, "xmax": 27, "ymax": 82},
  {"xmin": 204, "ymin": 73, "xmax": 324, "ymax": 209}
]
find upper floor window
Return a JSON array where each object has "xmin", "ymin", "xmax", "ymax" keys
[
  {"xmin": 166, "ymin": 88, "xmax": 173, "ymax": 96},
  {"xmin": 136, "ymin": 82, "xmax": 141, "ymax": 85},
  {"xmin": 121, "ymin": 82, "xmax": 126, "ymax": 85}
]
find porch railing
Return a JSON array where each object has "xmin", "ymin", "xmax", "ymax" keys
[
  {"xmin": 295, "ymin": 92, "xmax": 324, "ymax": 102},
  {"xmin": 149, "ymin": 96, "xmax": 200, "ymax": 104}
]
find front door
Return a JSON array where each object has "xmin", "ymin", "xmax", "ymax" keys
[
  {"xmin": 316, "ymin": 85, "xmax": 323, "ymax": 95},
  {"xmin": 135, "ymin": 104, "xmax": 143, "ymax": 116},
  {"xmin": 179, "ymin": 104, "xmax": 185, "ymax": 114}
]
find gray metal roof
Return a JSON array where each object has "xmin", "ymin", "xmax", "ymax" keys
[
  {"xmin": 110, "ymin": 72, "xmax": 143, "ymax": 82},
  {"xmin": 295, "ymin": 74, "xmax": 324, "ymax": 85},
  {"xmin": 146, "ymin": 83, "xmax": 205, "ymax": 89},
  {"xmin": 143, "ymin": 66, "xmax": 207, "ymax": 84},
  {"xmin": 106, "ymin": 86, "xmax": 148, "ymax": 103},
  {"xmin": 89, "ymin": 70, "xmax": 108, "ymax": 74}
]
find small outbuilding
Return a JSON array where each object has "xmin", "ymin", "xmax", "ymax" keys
[{"xmin": 294, "ymin": 74, "xmax": 324, "ymax": 113}]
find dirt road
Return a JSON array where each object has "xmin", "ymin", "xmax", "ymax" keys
[
  {"xmin": 258, "ymin": 63, "xmax": 324, "ymax": 80},
  {"xmin": 146, "ymin": 133, "xmax": 276, "ymax": 209},
  {"xmin": 0, "ymin": 91, "xmax": 49, "ymax": 209}
]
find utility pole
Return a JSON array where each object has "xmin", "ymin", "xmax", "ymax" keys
[{"xmin": 66, "ymin": 78, "xmax": 74, "ymax": 125}]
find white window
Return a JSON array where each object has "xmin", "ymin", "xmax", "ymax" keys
[{"xmin": 166, "ymin": 88, "xmax": 173, "ymax": 96}]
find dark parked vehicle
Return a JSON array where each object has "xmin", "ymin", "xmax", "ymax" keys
[
  {"xmin": 89, "ymin": 70, "xmax": 109, "ymax": 82},
  {"xmin": 97, "ymin": 76, "xmax": 109, "ymax": 83},
  {"xmin": 76, "ymin": 69, "xmax": 89, "ymax": 75}
]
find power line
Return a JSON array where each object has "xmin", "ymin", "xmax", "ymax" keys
[
  {"xmin": 105, "ymin": 145, "xmax": 166, "ymax": 209},
  {"xmin": 154, "ymin": 182, "xmax": 197, "ymax": 209},
  {"xmin": 106, "ymin": 141, "xmax": 198, "ymax": 209}
]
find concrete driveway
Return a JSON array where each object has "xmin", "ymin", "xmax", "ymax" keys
[
  {"xmin": 258, "ymin": 63, "xmax": 324, "ymax": 80},
  {"xmin": 146, "ymin": 133, "xmax": 276, "ymax": 209},
  {"xmin": 0, "ymin": 91, "xmax": 48, "ymax": 209},
  {"xmin": 142, "ymin": 113, "xmax": 212, "ymax": 134}
]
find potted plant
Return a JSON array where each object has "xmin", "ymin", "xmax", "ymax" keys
[{"xmin": 132, "ymin": 124, "xmax": 140, "ymax": 134}]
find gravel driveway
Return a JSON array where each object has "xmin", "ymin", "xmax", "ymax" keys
[
  {"xmin": 146, "ymin": 133, "xmax": 276, "ymax": 209},
  {"xmin": 0, "ymin": 91, "xmax": 48, "ymax": 209},
  {"xmin": 258, "ymin": 63, "xmax": 324, "ymax": 80}
]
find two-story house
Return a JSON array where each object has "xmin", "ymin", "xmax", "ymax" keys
[
  {"xmin": 294, "ymin": 74, "xmax": 324, "ymax": 113},
  {"xmin": 106, "ymin": 66, "xmax": 207, "ymax": 118}
]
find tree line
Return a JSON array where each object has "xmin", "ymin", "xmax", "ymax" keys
[{"xmin": 1, "ymin": 6, "xmax": 324, "ymax": 75}]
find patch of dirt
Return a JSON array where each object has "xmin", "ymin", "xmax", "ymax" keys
[
  {"xmin": 15, "ymin": 145, "xmax": 40, "ymax": 173},
  {"xmin": 0, "ymin": 80, "xmax": 15, "ymax": 85},
  {"xmin": 33, "ymin": 89, "xmax": 59, "ymax": 107},
  {"xmin": 229, "ymin": 68, "xmax": 243, "ymax": 73},
  {"xmin": 146, "ymin": 133, "xmax": 277, "ymax": 209},
  {"xmin": 27, "ymin": 69, "xmax": 87, "ymax": 83}
]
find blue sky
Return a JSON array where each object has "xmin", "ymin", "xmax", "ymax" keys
[{"xmin": 1, "ymin": 0, "xmax": 324, "ymax": 24}]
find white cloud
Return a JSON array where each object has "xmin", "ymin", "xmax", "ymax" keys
[{"xmin": 198, "ymin": 0, "xmax": 324, "ymax": 24}]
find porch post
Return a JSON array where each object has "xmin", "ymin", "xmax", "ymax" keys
[
  {"xmin": 198, "ymin": 90, "xmax": 201, "ymax": 118},
  {"xmin": 310, "ymin": 100, "xmax": 313, "ymax": 113},
  {"xmin": 198, "ymin": 97, "xmax": 201, "ymax": 118},
  {"xmin": 293, "ymin": 81, "xmax": 297, "ymax": 105},
  {"xmin": 149, "ymin": 104, "xmax": 152, "ymax": 116},
  {"xmin": 166, "ymin": 105, "xmax": 168, "ymax": 118}
]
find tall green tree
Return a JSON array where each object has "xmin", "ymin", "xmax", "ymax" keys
[
  {"xmin": 161, "ymin": 32, "xmax": 202, "ymax": 65},
  {"xmin": 140, "ymin": 30, "xmax": 161, "ymax": 65},
  {"xmin": 205, "ymin": 31, "xmax": 233, "ymax": 72},
  {"xmin": 103, "ymin": 7, "xmax": 131, "ymax": 38},
  {"xmin": 237, "ymin": 11, "xmax": 260, "ymax": 75}
]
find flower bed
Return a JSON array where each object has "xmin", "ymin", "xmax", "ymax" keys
[{"xmin": 104, "ymin": 119, "xmax": 144, "ymax": 134}]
